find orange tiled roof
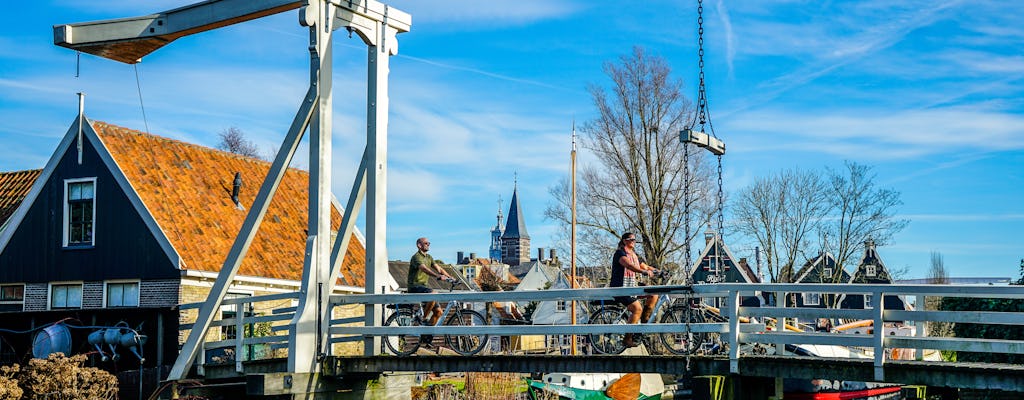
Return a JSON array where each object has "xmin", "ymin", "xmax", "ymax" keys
[
  {"xmin": 91, "ymin": 121, "xmax": 365, "ymax": 286},
  {"xmin": 0, "ymin": 169, "xmax": 41, "ymax": 227}
]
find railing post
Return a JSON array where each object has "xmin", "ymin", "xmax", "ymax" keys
[
  {"xmin": 873, "ymin": 290, "xmax": 885, "ymax": 381},
  {"xmin": 728, "ymin": 288, "xmax": 740, "ymax": 374},
  {"xmin": 235, "ymin": 303, "xmax": 245, "ymax": 373},
  {"xmin": 915, "ymin": 294, "xmax": 926, "ymax": 361},
  {"xmin": 776, "ymin": 290, "xmax": 786, "ymax": 356}
]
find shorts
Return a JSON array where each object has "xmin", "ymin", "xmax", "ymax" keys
[
  {"xmin": 408, "ymin": 286, "xmax": 433, "ymax": 294},
  {"xmin": 614, "ymin": 296, "xmax": 638, "ymax": 306}
]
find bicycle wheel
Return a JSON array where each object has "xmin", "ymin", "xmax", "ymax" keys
[
  {"xmin": 588, "ymin": 308, "xmax": 627, "ymax": 355},
  {"xmin": 444, "ymin": 309, "xmax": 488, "ymax": 356},
  {"xmin": 659, "ymin": 307, "xmax": 701, "ymax": 355},
  {"xmin": 383, "ymin": 309, "xmax": 421, "ymax": 356}
]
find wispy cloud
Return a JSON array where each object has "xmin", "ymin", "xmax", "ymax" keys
[
  {"xmin": 898, "ymin": 213, "xmax": 1024, "ymax": 222},
  {"xmin": 715, "ymin": 0, "xmax": 736, "ymax": 76},
  {"xmin": 725, "ymin": 105, "xmax": 1024, "ymax": 160},
  {"xmin": 723, "ymin": 1, "xmax": 965, "ymax": 117},
  {"xmin": 385, "ymin": 0, "xmax": 581, "ymax": 27}
]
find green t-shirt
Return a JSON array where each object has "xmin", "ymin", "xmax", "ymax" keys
[{"xmin": 409, "ymin": 251, "xmax": 434, "ymax": 288}]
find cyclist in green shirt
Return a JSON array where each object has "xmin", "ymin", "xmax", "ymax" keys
[{"xmin": 409, "ymin": 237, "xmax": 454, "ymax": 343}]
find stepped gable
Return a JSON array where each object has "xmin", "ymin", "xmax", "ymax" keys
[
  {"xmin": 91, "ymin": 121, "xmax": 365, "ymax": 286},
  {"xmin": 0, "ymin": 169, "xmax": 41, "ymax": 227}
]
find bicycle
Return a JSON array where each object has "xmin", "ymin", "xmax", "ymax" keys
[
  {"xmin": 588, "ymin": 271, "xmax": 721, "ymax": 355},
  {"xmin": 382, "ymin": 277, "xmax": 489, "ymax": 356}
]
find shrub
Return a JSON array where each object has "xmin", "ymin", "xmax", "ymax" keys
[{"xmin": 16, "ymin": 353, "xmax": 118, "ymax": 400}]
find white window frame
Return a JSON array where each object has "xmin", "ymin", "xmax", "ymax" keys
[
  {"xmin": 104, "ymin": 280, "xmax": 141, "ymax": 307},
  {"xmin": 823, "ymin": 267, "xmax": 833, "ymax": 277},
  {"xmin": 48, "ymin": 282, "xmax": 84, "ymax": 310},
  {"xmin": 63, "ymin": 177, "xmax": 97, "ymax": 247},
  {"xmin": 465, "ymin": 267, "xmax": 477, "ymax": 280},
  {"xmin": 866, "ymin": 265, "xmax": 877, "ymax": 277},
  {"xmin": 802, "ymin": 292, "xmax": 821, "ymax": 306},
  {"xmin": 865, "ymin": 294, "xmax": 874, "ymax": 309}
]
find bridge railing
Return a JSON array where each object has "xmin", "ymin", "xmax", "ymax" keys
[
  {"xmin": 179, "ymin": 283, "xmax": 1024, "ymax": 382},
  {"xmin": 179, "ymin": 291, "xmax": 300, "ymax": 375},
  {"xmin": 705, "ymin": 283, "xmax": 1024, "ymax": 381},
  {"xmin": 326, "ymin": 285, "xmax": 750, "ymax": 341}
]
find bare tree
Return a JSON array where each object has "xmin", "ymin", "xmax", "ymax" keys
[
  {"xmin": 732, "ymin": 168, "xmax": 830, "ymax": 283},
  {"xmin": 928, "ymin": 251, "xmax": 949, "ymax": 284},
  {"xmin": 823, "ymin": 161, "xmax": 910, "ymax": 270},
  {"xmin": 545, "ymin": 47, "xmax": 715, "ymax": 270},
  {"xmin": 926, "ymin": 251, "xmax": 954, "ymax": 338},
  {"xmin": 217, "ymin": 126, "xmax": 262, "ymax": 159}
]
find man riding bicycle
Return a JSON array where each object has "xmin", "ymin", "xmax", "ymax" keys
[
  {"xmin": 409, "ymin": 237, "xmax": 455, "ymax": 345},
  {"xmin": 610, "ymin": 232, "xmax": 658, "ymax": 347}
]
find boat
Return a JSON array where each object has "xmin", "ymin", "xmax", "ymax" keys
[{"xmin": 526, "ymin": 372, "xmax": 664, "ymax": 400}]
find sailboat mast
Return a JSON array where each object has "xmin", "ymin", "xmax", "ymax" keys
[{"xmin": 570, "ymin": 119, "xmax": 578, "ymax": 355}]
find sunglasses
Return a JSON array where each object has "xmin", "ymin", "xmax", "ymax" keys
[{"xmin": 624, "ymin": 237, "xmax": 636, "ymax": 242}]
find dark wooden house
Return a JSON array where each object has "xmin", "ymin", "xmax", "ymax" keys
[
  {"xmin": 688, "ymin": 230, "xmax": 760, "ymax": 285},
  {"xmin": 0, "ymin": 117, "xmax": 365, "ymax": 375},
  {"xmin": 839, "ymin": 239, "xmax": 910, "ymax": 311},
  {"xmin": 789, "ymin": 251, "xmax": 850, "ymax": 308},
  {"xmin": 688, "ymin": 230, "xmax": 761, "ymax": 308}
]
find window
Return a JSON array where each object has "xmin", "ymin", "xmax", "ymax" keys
[
  {"xmin": 556, "ymin": 300, "xmax": 567, "ymax": 312},
  {"xmin": 221, "ymin": 293, "xmax": 251, "ymax": 340},
  {"xmin": 865, "ymin": 294, "xmax": 874, "ymax": 309},
  {"xmin": 803, "ymin": 292, "xmax": 821, "ymax": 306},
  {"xmin": 0, "ymin": 285, "xmax": 23, "ymax": 301},
  {"xmin": 0, "ymin": 285, "xmax": 24, "ymax": 312},
  {"xmin": 51, "ymin": 284, "xmax": 83, "ymax": 309},
  {"xmin": 64, "ymin": 179, "xmax": 96, "ymax": 247},
  {"xmin": 866, "ymin": 265, "xmax": 877, "ymax": 277},
  {"xmin": 705, "ymin": 256, "xmax": 721, "ymax": 273},
  {"xmin": 106, "ymin": 282, "xmax": 140, "ymax": 307},
  {"xmin": 823, "ymin": 267, "xmax": 833, "ymax": 277},
  {"xmin": 465, "ymin": 267, "xmax": 477, "ymax": 280}
]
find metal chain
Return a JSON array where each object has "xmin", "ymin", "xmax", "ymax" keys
[
  {"xmin": 717, "ymin": 154, "xmax": 723, "ymax": 239},
  {"xmin": 696, "ymin": 0, "xmax": 707, "ymax": 129},
  {"xmin": 683, "ymin": 145, "xmax": 692, "ymax": 285}
]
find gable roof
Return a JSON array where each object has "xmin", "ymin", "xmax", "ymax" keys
[
  {"xmin": 793, "ymin": 252, "xmax": 849, "ymax": 284},
  {"xmin": 86, "ymin": 120, "xmax": 366, "ymax": 285},
  {"xmin": 689, "ymin": 234, "xmax": 759, "ymax": 283},
  {"xmin": 0, "ymin": 169, "xmax": 41, "ymax": 229},
  {"xmin": 848, "ymin": 239, "xmax": 893, "ymax": 284}
]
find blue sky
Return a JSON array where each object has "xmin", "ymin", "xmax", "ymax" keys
[{"xmin": 1, "ymin": 1, "xmax": 1022, "ymax": 280}]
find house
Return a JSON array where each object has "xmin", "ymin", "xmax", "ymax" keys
[
  {"xmin": 789, "ymin": 251, "xmax": 850, "ymax": 308},
  {"xmin": 688, "ymin": 230, "xmax": 762, "ymax": 308},
  {"xmin": 839, "ymin": 239, "xmax": 910, "ymax": 311},
  {"xmin": 0, "ymin": 117, "xmax": 366, "ymax": 375},
  {"xmin": 688, "ymin": 230, "xmax": 760, "ymax": 285}
]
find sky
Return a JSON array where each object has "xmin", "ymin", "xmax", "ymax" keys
[{"xmin": 1, "ymin": 1, "xmax": 1022, "ymax": 280}]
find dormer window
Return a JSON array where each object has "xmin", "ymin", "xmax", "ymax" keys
[
  {"xmin": 823, "ymin": 267, "xmax": 833, "ymax": 277},
  {"xmin": 866, "ymin": 265, "xmax": 877, "ymax": 277},
  {"xmin": 64, "ymin": 178, "xmax": 96, "ymax": 247}
]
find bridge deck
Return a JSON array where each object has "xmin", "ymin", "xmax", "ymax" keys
[{"xmin": 320, "ymin": 355, "xmax": 1024, "ymax": 392}]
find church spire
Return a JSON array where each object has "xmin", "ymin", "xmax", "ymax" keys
[{"xmin": 502, "ymin": 185, "xmax": 529, "ymax": 239}]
